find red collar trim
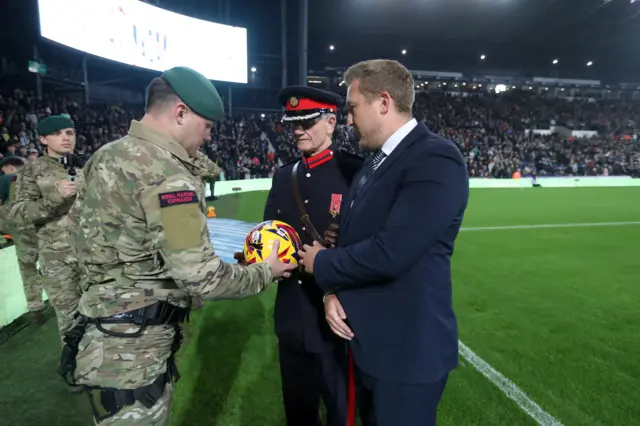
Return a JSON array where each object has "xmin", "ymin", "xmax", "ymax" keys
[{"xmin": 303, "ymin": 149, "xmax": 334, "ymax": 169}]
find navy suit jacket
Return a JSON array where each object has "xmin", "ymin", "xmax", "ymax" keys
[{"xmin": 314, "ymin": 121, "xmax": 469, "ymax": 384}]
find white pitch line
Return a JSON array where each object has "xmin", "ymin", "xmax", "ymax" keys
[
  {"xmin": 459, "ymin": 341, "xmax": 564, "ymax": 426},
  {"xmin": 208, "ymin": 217, "xmax": 576, "ymax": 424},
  {"xmin": 461, "ymin": 221, "xmax": 640, "ymax": 231}
]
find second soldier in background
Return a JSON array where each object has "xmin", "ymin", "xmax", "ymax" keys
[
  {"xmin": 0, "ymin": 156, "xmax": 45, "ymax": 323},
  {"xmin": 237, "ymin": 86, "xmax": 364, "ymax": 426},
  {"xmin": 9, "ymin": 115, "xmax": 82, "ymax": 338}
]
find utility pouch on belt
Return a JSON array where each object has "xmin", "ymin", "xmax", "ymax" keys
[
  {"xmin": 86, "ymin": 370, "xmax": 172, "ymax": 422},
  {"xmin": 292, "ymin": 161, "xmax": 329, "ymax": 246},
  {"xmin": 57, "ymin": 301, "xmax": 190, "ymax": 421}
]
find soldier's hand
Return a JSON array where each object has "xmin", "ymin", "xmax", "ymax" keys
[
  {"xmin": 57, "ymin": 180, "xmax": 78, "ymax": 199},
  {"xmin": 233, "ymin": 251, "xmax": 248, "ymax": 266},
  {"xmin": 265, "ymin": 240, "xmax": 297, "ymax": 279},
  {"xmin": 324, "ymin": 223, "xmax": 340, "ymax": 248}
]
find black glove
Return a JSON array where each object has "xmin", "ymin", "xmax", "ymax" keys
[
  {"xmin": 324, "ymin": 223, "xmax": 340, "ymax": 248},
  {"xmin": 233, "ymin": 251, "xmax": 248, "ymax": 266}
]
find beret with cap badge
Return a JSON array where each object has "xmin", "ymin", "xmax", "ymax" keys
[
  {"xmin": 160, "ymin": 66, "xmax": 225, "ymax": 122},
  {"xmin": 37, "ymin": 115, "xmax": 75, "ymax": 136}
]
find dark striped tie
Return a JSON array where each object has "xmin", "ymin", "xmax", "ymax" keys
[{"xmin": 355, "ymin": 149, "xmax": 387, "ymax": 194}]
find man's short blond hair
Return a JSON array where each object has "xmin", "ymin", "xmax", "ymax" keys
[{"xmin": 344, "ymin": 59, "xmax": 415, "ymax": 114}]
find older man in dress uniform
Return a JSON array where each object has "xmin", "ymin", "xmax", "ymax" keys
[{"xmin": 237, "ymin": 85, "xmax": 364, "ymax": 426}]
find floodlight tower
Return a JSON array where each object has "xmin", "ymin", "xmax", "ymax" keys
[{"xmin": 299, "ymin": 0, "xmax": 308, "ymax": 86}]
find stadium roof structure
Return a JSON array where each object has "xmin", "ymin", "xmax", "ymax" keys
[
  {"xmin": 307, "ymin": 0, "xmax": 640, "ymax": 83},
  {"xmin": 307, "ymin": 66, "xmax": 640, "ymax": 102},
  {"xmin": 3, "ymin": 0, "xmax": 638, "ymax": 108}
]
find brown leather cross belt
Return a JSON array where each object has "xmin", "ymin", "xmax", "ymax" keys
[{"xmin": 292, "ymin": 161, "xmax": 329, "ymax": 246}]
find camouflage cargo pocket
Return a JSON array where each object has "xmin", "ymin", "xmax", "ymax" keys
[
  {"xmin": 92, "ymin": 323, "xmax": 175, "ymax": 388},
  {"xmin": 74, "ymin": 328, "xmax": 104, "ymax": 385}
]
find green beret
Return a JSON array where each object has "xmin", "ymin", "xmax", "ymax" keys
[
  {"xmin": 0, "ymin": 156, "xmax": 26, "ymax": 169},
  {"xmin": 37, "ymin": 115, "xmax": 75, "ymax": 136},
  {"xmin": 161, "ymin": 66, "xmax": 225, "ymax": 121}
]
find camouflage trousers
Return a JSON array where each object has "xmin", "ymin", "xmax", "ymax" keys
[
  {"xmin": 93, "ymin": 383, "xmax": 173, "ymax": 425},
  {"xmin": 75, "ymin": 323, "xmax": 177, "ymax": 425},
  {"xmin": 12, "ymin": 229, "xmax": 44, "ymax": 312},
  {"xmin": 39, "ymin": 248, "xmax": 81, "ymax": 337}
]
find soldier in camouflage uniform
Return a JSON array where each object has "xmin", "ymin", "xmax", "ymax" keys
[
  {"xmin": 184, "ymin": 150, "xmax": 221, "ymax": 312},
  {"xmin": 62, "ymin": 66, "xmax": 296, "ymax": 425},
  {"xmin": 0, "ymin": 156, "xmax": 46, "ymax": 323},
  {"xmin": 0, "ymin": 173, "xmax": 12, "ymax": 248},
  {"xmin": 193, "ymin": 149, "xmax": 220, "ymax": 211},
  {"xmin": 8, "ymin": 116, "xmax": 82, "ymax": 337}
]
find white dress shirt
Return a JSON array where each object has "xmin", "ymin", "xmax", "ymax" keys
[
  {"xmin": 376, "ymin": 117, "xmax": 418, "ymax": 168},
  {"xmin": 323, "ymin": 118, "xmax": 420, "ymax": 302}
]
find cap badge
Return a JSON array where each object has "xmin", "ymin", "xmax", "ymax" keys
[{"xmin": 289, "ymin": 97, "xmax": 299, "ymax": 107}]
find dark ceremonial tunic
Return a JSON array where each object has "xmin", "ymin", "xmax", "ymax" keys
[{"xmin": 263, "ymin": 146, "xmax": 363, "ymax": 426}]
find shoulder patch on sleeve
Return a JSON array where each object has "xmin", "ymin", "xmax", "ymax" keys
[
  {"xmin": 158, "ymin": 190, "xmax": 199, "ymax": 208},
  {"xmin": 161, "ymin": 201, "xmax": 204, "ymax": 251}
]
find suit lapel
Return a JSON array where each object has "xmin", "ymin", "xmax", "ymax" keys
[
  {"xmin": 343, "ymin": 122, "xmax": 429, "ymax": 228},
  {"xmin": 342, "ymin": 155, "xmax": 373, "ymax": 226}
]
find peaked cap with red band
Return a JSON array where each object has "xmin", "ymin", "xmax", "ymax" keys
[{"xmin": 277, "ymin": 85, "xmax": 344, "ymax": 122}]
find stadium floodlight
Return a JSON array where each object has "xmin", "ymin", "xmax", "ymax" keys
[
  {"xmin": 401, "ymin": 49, "xmax": 407, "ymax": 55},
  {"xmin": 329, "ymin": 45, "xmax": 335, "ymax": 51},
  {"xmin": 587, "ymin": 61, "xmax": 593, "ymax": 66},
  {"xmin": 251, "ymin": 66, "xmax": 257, "ymax": 73},
  {"xmin": 552, "ymin": 59, "xmax": 559, "ymax": 65}
]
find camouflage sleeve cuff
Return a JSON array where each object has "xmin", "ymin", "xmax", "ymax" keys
[
  {"xmin": 251, "ymin": 262, "xmax": 274, "ymax": 287},
  {"xmin": 9, "ymin": 191, "xmax": 67, "ymax": 226},
  {"xmin": 46, "ymin": 188, "xmax": 66, "ymax": 206},
  {"xmin": 225, "ymin": 261, "xmax": 274, "ymax": 294}
]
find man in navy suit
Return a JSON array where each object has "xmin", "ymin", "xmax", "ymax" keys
[{"xmin": 298, "ymin": 59, "xmax": 469, "ymax": 426}]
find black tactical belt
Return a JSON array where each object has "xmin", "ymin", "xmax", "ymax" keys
[
  {"xmin": 91, "ymin": 301, "xmax": 190, "ymax": 338},
  {"xmin": 58, "ymin": 301, "xmax": 189, "ymax": 421}
]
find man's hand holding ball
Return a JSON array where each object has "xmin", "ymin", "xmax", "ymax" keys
[{"xmin": 297, "ymin": 241, "xmax": 326, "ymax": 274}]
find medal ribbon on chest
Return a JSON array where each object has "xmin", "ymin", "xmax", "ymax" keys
[{"xmin": 329, "ymin": 193, "xmax": 342, "ymax": 218}]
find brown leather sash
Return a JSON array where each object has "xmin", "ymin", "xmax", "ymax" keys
[{"xmin": 292, "ymin": 161, "xmax": 328, "ymax": 246}]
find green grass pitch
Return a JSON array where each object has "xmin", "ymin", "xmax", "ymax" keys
[{"xmin": 1, "ymin": 187, "xmax": 638, "ymax": 425}]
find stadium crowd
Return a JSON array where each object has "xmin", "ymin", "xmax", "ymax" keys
[{"xmin": 1, "ymin": 86, "xmax": 639, "ymax": 179}]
